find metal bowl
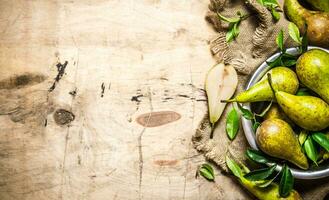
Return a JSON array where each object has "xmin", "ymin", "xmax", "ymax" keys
[{"xmin": 242, "ymin": 46, "xmax": 329, "ymax": 179}]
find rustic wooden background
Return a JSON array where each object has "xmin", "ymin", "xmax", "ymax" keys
[{"xmin": 0, "ymin": 0, "xmax": 251, "ymax": 199}]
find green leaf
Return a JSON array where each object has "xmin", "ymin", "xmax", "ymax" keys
[
  {"xmin": 279, "ymin": 165, "xmax": 294, "ymax": 198},
  {"xmin": 226, "ymin": 108, "xmax": 240, "ymax": 140},
  {"xmin": 263, "ymin": 0, "xmax": 279, "ymax": 7},
  {"xmin": 271, "ymin": 7, "xmax": 280, "ymax": 22},
  {"xmin": 252, "ymin": 121, "xmax": 261, "ymax": 132},
  {"xmin": 226, "ymin": 155, "xmax": 243, "ymax": 178},
  {"xmin": 233, "ymin": 22, "xmax": 240, "ymax": 38},
  {"xmin": 217, "ymin": 12, "xmax": 240, "ymax": 23},
  {"xmin": 298, "ymin": 130, "xmax": 308, "ymax": 146},
  {"xmin": 276, "ymin": 30, "xmax": 284, "ymax": 51},
  {"xmin": 304, "ymin": 136, "xmax": 318, "ymax": 165},
  {"xmin": 237, "ymin": 103, "xmax": 254, "ymax": 120},
  {"xmin": 288, "ymin": 22, "xmax": 301, "ymax": 44},
  {"xmin": 281, "ymin": 53, "xmax": 298, "ymax": 67},
  {"xmin": 312, "ymin": 132, "xmax": 329, "ymax": 152},
  {"xmin": 257, "ymin": 0, "xmax": 279, "ymax": 7},
  {"xmin": 240, "ymin": 162, "xmax": 251, "ymax": 173},
  {"xmin": 255, "ymin": 101, "xmax": 273, "ymax": 117},
  {"xmin": 255, "ymin": 171, "xmax": 280, "ymax": 188},
  {"xmin": 199, "ymin": 164, "xmax": 215, "ymax": 181},
  {"xmin": 301, "ymin": 24, "xmax": 308, "ymax": 53},
  {"xmin": 226, "ymin": 23, "xmax": 236, "ymax": 43},
  {"xmin": 266, "ymin": 54, "xmax": 283, "ymax": 68},
  {"xmin": 296, "ymin": 88, "xmax": 311, "ymax": 96},
  {"xmin": 282, "ymin": 59, "xmax": 296, "ymax": 67},
  {"xmin": 217, "ymin": 11, "xmax": 248, "ymax": 43},
  {"xmin": 244, "ymin": 164, "xmax": 277, "ymax": 181},
  {"xmin": 246, "ymin": 149, "xmax": 271, "ymax": 164}
]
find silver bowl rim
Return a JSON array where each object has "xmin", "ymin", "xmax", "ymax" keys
[{"xmin": 242, "ymin": 46, "xmax": 329, "ymax": 180}]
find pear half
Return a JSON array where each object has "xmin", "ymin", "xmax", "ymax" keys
[{"xmin": 205, "ymin": 63, "xmax": 238, "ymax": 125}]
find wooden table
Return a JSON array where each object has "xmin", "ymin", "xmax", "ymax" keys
[{"xmin": 0, "ymin": 1, "xmax": 250, "ymax": 199}]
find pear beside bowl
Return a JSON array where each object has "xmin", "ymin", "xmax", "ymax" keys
[{"xmin": 242, "ymin": 46, "xmax": 329, "ymax": 179}]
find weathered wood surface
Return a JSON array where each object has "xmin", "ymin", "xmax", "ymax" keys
[{"xmin": 0, "ymin": 1, "xmax": 250, "ymax": 199}]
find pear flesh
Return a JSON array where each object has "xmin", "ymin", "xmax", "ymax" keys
[
  {"xmin": 230, "ymin": 67, "xmax": 299, "ymax": 103},
  {"xmin": 256, "ymin": 118, "xmax": 309, "ymax": 170},
  {"xmin": 276, "ymin": 91, "xmax": 329, "ymax": 131},
  {"xmin": 205, "ymin": 63, "xmax": 238, "ymax": 125},
  {"xmin": 296, "ymin": 49, "xmax": 329, "ymax": 104}
]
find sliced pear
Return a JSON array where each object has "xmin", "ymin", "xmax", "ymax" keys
[{"xmin": 205, "ymin": 63, "xmax": 238, "ymax": 125}]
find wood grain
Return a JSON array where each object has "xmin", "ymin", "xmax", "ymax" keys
[{"xmin": 0, "ymin": 0, "xmax": 251, "ymax": 199}]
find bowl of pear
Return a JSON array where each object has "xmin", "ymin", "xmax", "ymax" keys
[{"xmin": 240, "ymin": 46, "xmax": 329, "ymax": 179}]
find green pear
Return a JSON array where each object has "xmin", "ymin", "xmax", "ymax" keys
[
  {"xmin": 226, "ymin": 156, "xmax": 302, "ymax": 200},
  {"xmin": 264, "ymin": 104, "xmax": 295, "ymax": 127},
  {"xmin": 240, "ymin": 177, "xmax": 302, "ymax": 200},
  {"xmin": 256, "ymin": 119, "xmax": 309, "ymax": 170},
  {"xmin": 227, "ymin": 67, "xmax": 298, "ymax": 103},
  {"xmin": 284, "ymin": 0, "xmax": 329, "ymax": 47},
  {"xmin": 296, "ymin": 49, "xmax": 329, "ymax": 104},
  {"xmin": 275, "ymin": 91, "xmax": 329, "ymax": 131}
]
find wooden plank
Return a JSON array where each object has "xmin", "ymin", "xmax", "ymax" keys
[{"xmin": 0, "ymin": 0, "xmax": 251, "ymax": 199}]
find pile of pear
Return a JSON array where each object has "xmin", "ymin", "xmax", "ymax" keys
[{"xmin": 231, "ymin": 49, "xmax": 329, "ymax": 170}]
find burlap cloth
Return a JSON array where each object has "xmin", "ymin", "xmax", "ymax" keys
[{"xmin": 192, "ymin": 0, "xmax": 329, "ymax": 199}]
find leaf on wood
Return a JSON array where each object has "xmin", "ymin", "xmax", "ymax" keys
[
  {"xmin": 199, "ymin": 164, "xmax": 215, "ymax": 181},
  {"xmin": 226, "ymin": 107, "xmax": 240, "ymax": 140},
  {"xmin": 288, "ymin": 22, "xmax": 301, "ymax": 44},
  {"xmin": 226, "ymin": 155, "xmax": 243, "ymax": 178},
  {"xmin": 276, "ymin": 30, "xmax": 284, "ymax": 51}
]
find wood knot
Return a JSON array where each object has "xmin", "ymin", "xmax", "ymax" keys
[
  {"xmin": 53, "ymin": 109, "xmax": 75, "ymax": 125},
  {"xmin": 136, "ymin": 111, "xmax": 181, "ymax": 127},
  {"xmin": 154, "ymin": 160, "xmax": 178, "ymax": 167}
]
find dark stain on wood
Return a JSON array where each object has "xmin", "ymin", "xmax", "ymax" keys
[
  {"xmin": 131, "ymin": 94, "xmax": 143, "ymax": 103},
  {"xmin": 53, "ymin": 109, "xmax": 75, "ymax": 125},
  {"xmin": 49, "ymin": 61, "xmax": 68, "ymax": 92},
  {"xmin": 101, "ymin": 82, "xmax": 105, "ymax": 97},
  {"xmin": 136, "ymin": 111, "xmax": 181, "ymax": 127},
  {"xmin": 177, "ymin": 94, "xmax": 190, "ymax": 98},
  {"xmin": 0, "ymin": 73, "xmax": 46, "ymax": 89},
  {"xmin": 154, "ymin": 159, "xmax": 178, "ymax": 166},
  {"xmin": 69, "ymin": 88, "xmax": 77, "ymax": 97}
]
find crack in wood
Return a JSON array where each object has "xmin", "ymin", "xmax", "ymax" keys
[
  {"xmin": 137, "ymin": 88, "xmax": 153, "ymax": 200},
  {"xmin": 49, "ymin": 61, "xmax": 68, "ymax": 92},
  {"xmin": 183, "ymin": 64, "xmax": 196, "ymax": 200}
]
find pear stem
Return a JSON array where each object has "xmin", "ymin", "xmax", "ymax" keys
[
  {"xmin": 267, "ymin": 73, "xmax": 277, "ymax": 101},
  {"xmin": 221, "ymin": 99, "xmax": 235, "ymax": 103},
  {"xmin": 210, "ymin": 123, "xmax": 215, "ymax": 139}
]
